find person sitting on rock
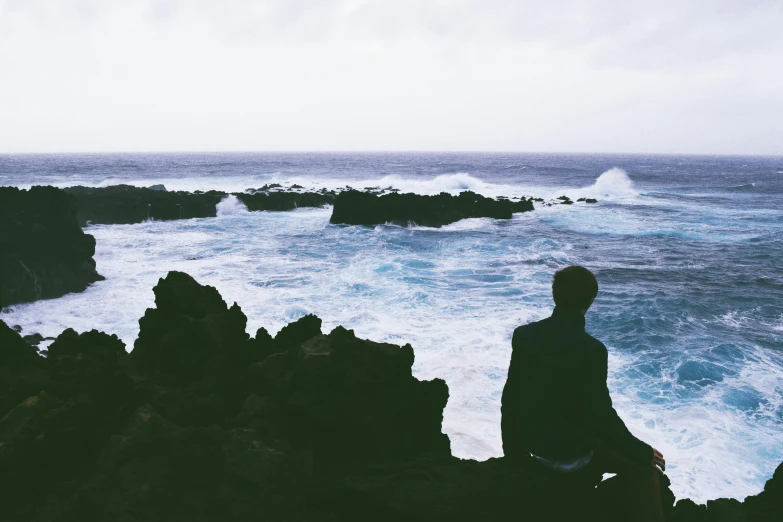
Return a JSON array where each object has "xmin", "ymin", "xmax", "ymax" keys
[{"xmin": 501, "ymin": 265, "xmax": 666, "ymax": 522}]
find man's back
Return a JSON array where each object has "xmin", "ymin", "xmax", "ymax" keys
[
  {"xmin": 501, "ymin": 306, "xmax": 651, "ymax": 465},
  {"xmin": 501, "ymin": 266, "xmax": 664, "ymax": 522}
]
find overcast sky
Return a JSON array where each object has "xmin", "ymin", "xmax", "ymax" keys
[{"xmin": 1, "ymin": 0, "xmax": 782, "ymax": 154}]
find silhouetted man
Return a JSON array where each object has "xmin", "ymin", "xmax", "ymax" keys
[{"xmin": 501, "ymin": 266, "xmax": 666, "ymax": 522}]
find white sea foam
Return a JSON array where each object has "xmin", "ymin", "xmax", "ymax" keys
[{"xmin": 609, "ymin": 343, "xmax": 783, "ymax": 501}]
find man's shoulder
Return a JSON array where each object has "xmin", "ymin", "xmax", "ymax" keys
[
  {"xmin": 512, "ymin": 316, "xmax": 550, "ymax": 337},
  {"xmin": 583, "ymin": 331, "xmax": 608, "ymax": 356}
]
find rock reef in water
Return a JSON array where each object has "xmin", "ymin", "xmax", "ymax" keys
[
  {"xmin": 0, "ymin": 272, "xmax": 779, "ymax": 521},
  {"xmin": 64, "ymin": 185, "xmax": 228, "ymax": 225},
  {"xmin": 235, "ymin": 190, "xmax": 335, "ymax": 212},
  {"xmin": 330, "ymin": 190, "xmax": 535, "ymax": 227},
  {"xmin": 40, "ymin": 185, "xmax": 590, "ymax": 229},
  {"xmin": 61, "ymin": 185, "xmax": 337, "ymax": 225},
  {"xmin": 0, "ymin": 186, "xmax": 103, "ymax": 308},
  {"xmin": 0, "ymin": 185, "xmax": 559, "ymax": 308}
]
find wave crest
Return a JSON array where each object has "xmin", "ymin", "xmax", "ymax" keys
[{"xmin": 579, "ymin": 168, "xmax": 638, "ymax": 198}]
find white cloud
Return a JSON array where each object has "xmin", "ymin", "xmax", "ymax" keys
[{"xmin": 0, "ymin": 0, "xmax": 781, "ymax": 153}]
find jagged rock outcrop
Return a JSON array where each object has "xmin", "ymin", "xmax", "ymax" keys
[
  {"xmin": 0, "ymin": 186, "xmax": 103, "ymax": 308},
  {"xmin": 0, "ymin": 272, "xmax": 779, "ymax": 521},
  {"xmin": 236, "ymin": 191, "xmax": 335, "ymax": 211},
  {"xmin": 0, "ymin": 320, "xmax": 47, "ymax": 416},
  {"xmin": 330, "ymin": 190, "xmax": 534, "ymax": 228},
  {"xmin": 64, "ymin": 185, "xmax": 227, "ymax": 225}
]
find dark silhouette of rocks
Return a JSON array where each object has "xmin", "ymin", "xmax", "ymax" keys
[
  {"xmin": 0, "ymin": 319, "xmax": 46, "ymax": 416},
  {"xmin": 0, "ymin": 271, "xmax": 778, "ymax": 521},
  {"xmin": 11, "ymin": 185, "xmax": 591, "ymax": 233},
  {"xmin": 330, "ymin": 190, "xmax": 534, "ymax": 227},
  {"xmin": 22, "ymin": 333, "xmax": 45, "ymax": 346},
  {"xmin": 236, "ymin": 191, "xmax": 335, "ymax": 212},
  {"xmin": 56, "ymin": 186, "xmax": 336, "ymax": 225},
  {"xmin": 64, "ymin": 185, "xmax": 227, "ymax": 225},
  {"xmin": 0, "ymin": 186, "xmax": 103, "ymax": 308}
]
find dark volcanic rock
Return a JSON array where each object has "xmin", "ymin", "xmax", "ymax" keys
[
  {"xmin": 22, "ymin": 333, "xmax": 45, "ymax": 346},
  {"xmin": 330, "ymin": 190, "xmax": 533, "ymax": 228},
  {"xmin": 64, "ymin": 185, "xmax": 227, "ymax": 225},
  {"xmin": 0, "ymin": 326, "xmax": 132, "ymax": 520},
  {"xmin": 235, "ymin": 191, "xmax": 334, "ymax": 212},
  {"xmin": 62, "ymin": 185, "xmax": 335, "ymax": 225},
  {"xmin": 0, "ymin": 273, "xmax": 779, "ymax": 522},
  {"xmin": 0, "ymin": 320, "xmax": 46, "ymax": 418},
  {"xmin": 0, "ymin": 186, "xmax": 103, "ymax": 308},
  {"xmin": 243, "ymin": 324, "xmax": 451, "ymax": 473},
  {"xmin": 129, "ymin": 271, "xmax": 254, "ymax": 426}
]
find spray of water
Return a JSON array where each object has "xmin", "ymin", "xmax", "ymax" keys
[
  {"xmin": 578, "ymin": 167, "xmax": 639, "ymax": 198},
  {"xmin": 216, "ymin": 194, "xmax": 248, "ymax": 216}
]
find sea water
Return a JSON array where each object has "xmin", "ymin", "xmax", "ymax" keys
[{"xmin": 1, "ymin": 152, "xmax": 782, "ymax": 503}]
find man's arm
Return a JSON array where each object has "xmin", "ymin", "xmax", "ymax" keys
[
  {"xmin": 587, "ymin": 343, "xmax": 653, "ymax": 465},
  {"xmin": 501, "ymin": 328, "xmax": 525, "ymax": 459}
]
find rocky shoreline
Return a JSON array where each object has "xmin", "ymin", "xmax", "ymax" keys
[
  {"xmin": 1, "ymin": 184, "xmax": 592, "ymax": 310},
  {"xmin": 62, "ymin": 184, "xmax": 559, "ymax": 228},
  {"xmin": 0, "ymin": 272, "xmax": 779, "ymax": 521},
  {"xmin": 8, "ymin": 184, "xmax": 592, "ymax": 229}
]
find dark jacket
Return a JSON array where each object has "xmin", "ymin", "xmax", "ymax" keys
[{"xmin": 501, "ymin": 306, "xmax": 652, "ymax": 465}]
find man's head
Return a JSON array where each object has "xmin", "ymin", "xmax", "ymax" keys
[{"xmin": 552, "ymin": 266, "xmax": 598, "ymax": 313}]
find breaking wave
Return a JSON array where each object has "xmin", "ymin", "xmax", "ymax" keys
[
  {"xmin": 728, "ymin": 183, "xmax": 757, "ymax": 191},
  {"xmin": 578, "ymin": 167, "xmax": 639, "ymax": 198}
]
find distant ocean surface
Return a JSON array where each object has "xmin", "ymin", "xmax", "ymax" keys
[{"xmin": 2, "ymin": 152, "xmax": 782, "ymax": 503}]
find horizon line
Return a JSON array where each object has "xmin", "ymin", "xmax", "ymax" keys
[{"xmin": 2, "ymin": 150, "xmax": 782, "ymax": 158}]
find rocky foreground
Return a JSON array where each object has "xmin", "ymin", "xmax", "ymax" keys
[
  {"xmin": 0, "ymin": 272, "xmax": 779, "ymax": 521},
  {"xmin": 0, "ymin": 186, "xmax": 103, "ymax": 308}
]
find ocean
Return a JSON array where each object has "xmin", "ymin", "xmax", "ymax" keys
[{"xmin": 1, "ymin": 152, "xmax": 781, "ymax": 503}]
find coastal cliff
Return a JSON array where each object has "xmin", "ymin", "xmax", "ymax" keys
[
  {"xmin": 0, "ymin": 186, "xmax": 103, "ymax": 308},
  {"xmin": 0, "ymin": 272, "xmax": 779, "ymax": 521}
]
